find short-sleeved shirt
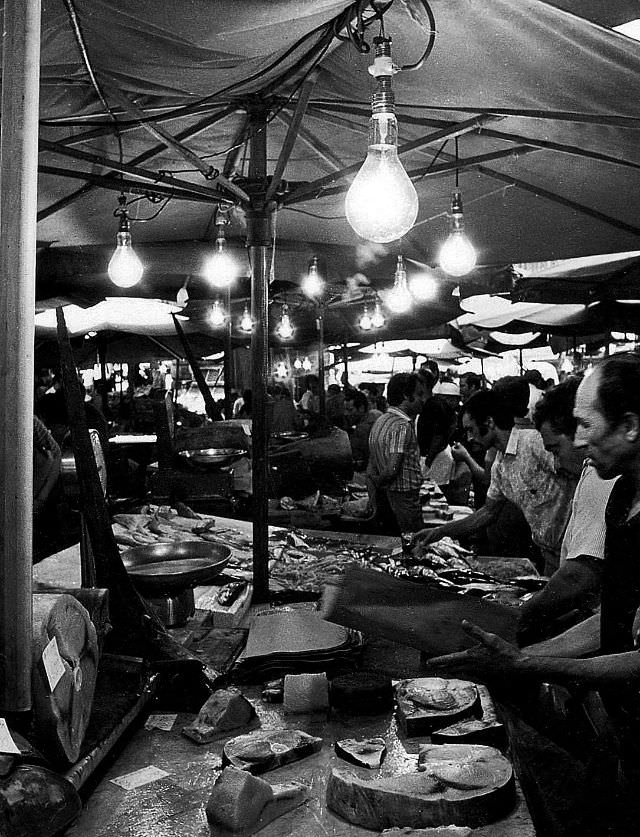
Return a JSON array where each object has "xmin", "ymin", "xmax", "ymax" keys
[
  {"xmin": 368, "ymin": 407, "xmax": 422, "ymax": 493},
  {"xmin": 560, "ymin": 463, "xmax": 617, "ymax": 564},
  {"xmin": 487, "ymin": 427, "xmax": 576, "ymax": 555}
]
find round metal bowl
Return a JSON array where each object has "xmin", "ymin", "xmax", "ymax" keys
[
  {"xmin": 271, "ymin": 431, "xmax": 309, "ymax": 442},
  {"xmin": 177, "ymin": 447, "xmax": 245, "ymax": 467},
  {"xmin": 121, "ymin": 540, "xmax": 231, "ymax": 592}
]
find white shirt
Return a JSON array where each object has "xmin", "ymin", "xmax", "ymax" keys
[{"xmin": 560, "ymin": 463, "xmax": 618, "ymax": 564}]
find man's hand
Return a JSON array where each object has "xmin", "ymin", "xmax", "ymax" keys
[
  {"xmin": 451, "ymin": 442, "xmax": 470, "ymax": 464},
  {"xmin": 411, "ymin": 526, "xmax": 445, "ymax": 548},
  {"xmin": 425, "ymin": 620, "xmax": 527, "ymax": 680}
]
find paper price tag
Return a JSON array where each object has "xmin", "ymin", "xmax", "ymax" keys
[
  {"xmin": 42, "ymin": 636, "xmax": 66, "ymax": 692},
  {"xmin": 144, "ymin": 714, "xmax": 177, "ymax": 731},
  {"xmin": 111, "ymin": 765, "xmax": 170, "ymax": 790},
  {"xmin": 0, "ymin": 718, "xmax": 20, "ymax": 755}
]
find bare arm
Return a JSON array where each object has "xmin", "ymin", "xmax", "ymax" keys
[
  {"xmin": 524, "ymin": 612, "xmax": 602, "ymax": 658},
  {"xmin": 412, "ymin": 494, "xmax": 504, "ymax": 547},
  {"xmin": 451, "ymin": 443, "xmax": 489, "ymax": 485},
  {"xmin": 517, "ymin": 556, "xmax": 603, "ymax": 643},
  {"xmin": 427, "ymin": 618, "xmax": 640, "ymax": 688}
]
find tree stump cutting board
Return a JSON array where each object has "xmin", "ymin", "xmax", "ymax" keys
[
  {"xmin": 32, "ymin": 593, "xmax": 99, "ymax": 764},
  {"xmin": 326, "ymin": 743, "xmax": 515, "ymax": 830}
]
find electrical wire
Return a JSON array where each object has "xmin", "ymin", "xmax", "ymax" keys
[
  {"xmin": 283, "ymin": 207, "xmax": 346, "ymax": 220},
  {"xmin": 398, "ymin": 0, "xmax": 437, "ymax": 72}
]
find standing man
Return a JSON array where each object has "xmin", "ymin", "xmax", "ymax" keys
[
  {"xmin": 425, "ymin": 353, "xmax": 640, "ymax": 834},
  {"xmin": 413, "ymin": 387, "xmax": 577, "ymax": 574},
  {"xmin": 344, "ymin": 388, "xmax": 378, "ymax": 472},
  {"xmin": 367, "ymin": 372, "xmax": 426, "ymax": 533}
]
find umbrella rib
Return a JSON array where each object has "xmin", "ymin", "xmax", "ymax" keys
[
  {"xmin": 265, "ymin": 70, "xmax": 319, "ymax": 203},
  {"xmin": 282, "ymin": 115, "xmax": 499, "ymax": 206},
  {"xmin": 38, "ymin": 165, "xmax": 225, "ymax": 205},
  {"xmin": 274, "ymin": 112, "xmax": 345, "ymax": 171},
  {"xmin": 98, "ymin": 80, "xmax": 250, "ymax": 204},
  {"xmin": 39, "ymin": 139, "xmax": 236, "ymax": 204},
  {"xmin": 38, "ymin": 108, "xmax": 237, "ymax": 222},
  {"xmin": 474, "ymin": 164, "xmax": 640, "ymax": 236}
]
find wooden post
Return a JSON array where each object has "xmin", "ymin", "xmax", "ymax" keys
[
  {"xmin": 248, "ymin": 100, "xmax": 272, "ymax": 604},
  {"xmin": 0, "ymin": 0, "xmax": 42, "ymax": 713}
]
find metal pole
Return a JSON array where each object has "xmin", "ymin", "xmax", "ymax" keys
[
  {"xmin": 224, "ymin": 283, "xmax": 233, "ymax": 419},
  {"xmin": 0, "ymin": 0, "xmax": 42, "ymax": 712},
  {"xmin": 247, "ymin": 101, "xmax": 272, "ymax": 603},
  {"xmin": 317, "ymin": 310, "xmax": 326, "ymax": 417}
]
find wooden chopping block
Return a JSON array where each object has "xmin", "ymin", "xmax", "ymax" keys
[{"xmin": 32, "ymin": 593, "xmax": 99, "ymax": 764}]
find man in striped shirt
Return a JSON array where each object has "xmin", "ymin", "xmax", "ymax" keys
[{"xmin": 367, "ymin": 372, "xmax": 427, "ymax": 534}]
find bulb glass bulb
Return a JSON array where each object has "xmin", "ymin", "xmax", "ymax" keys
[
  {"xmin": 302, "ymin": 356, "xmax": 312, "ymax": 371},
  {"xmin": 239, "ymin": 306, "xmax": 252, "ymax": 332},
  {"xmin": 294, "ymin": 356, "xmax": 303, "ymax": 369},
  {"xmin": 409, "ymin": 272, "xmax": 437, "ymax": 301},
  {"xmin": 345, "ymin": 113, "xmax": 418, "ymax": 243},
  {"xmin": 277, "ymin": 311, "xmax": 294, "ymax": 340},
  {"xmin": 108, "ymin": 230, "xmax": 144, "ymax": 288},
  {"xmin": 209, "ymin": 300, "xmax": 225, "ymax": 326},
  {"xmin": 371, "ymin": 301, "xmax": 385, "ymax": 328},
  {"xmin": 275, "ymin": 362, "xmax": 288, "ymax": 378},
  {"xmin": 359, "ymin": 306, "xmax": 373, "ymax": 330},
  {"xmin": 440, "ymin": 230, "xmax": 477, "ymax": 276},
  {"xmin": 302, "ymin": 259, "xmax": 324, "ymax": 297},
  {"xmin": 387, "ymin": 256, "xmax": 413, "ymax": 313},
  {"xmin": 204, "ymin": 243, "xmax": 237, "ymax": 288},
  {"xmin": 439, "ymin": 191, "xmax": 477, "ymax": 277}
]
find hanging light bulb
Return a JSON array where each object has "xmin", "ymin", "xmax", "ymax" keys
[
  {"xmin": 203, "ymin": 211, "xmax": 237, "ymax": 288},
  {"xmin": 359, "ymin": 304, "xmax": 373, "ymax": 331},
  {"xmin": 276, "ymin": 303, "xmax": 294, "ymax": 340},
  {"xmin": 302, "ymin": 356, "xmax": 312, "ymax": 371},
  {"xmin": 387, "ymin": 255, "xmax": 413, "ymax": 313},
  {"xmin": 371, "ymin": 300, "xmax": 385, "ymax": 329},
  {"xmin": 408, "ymin": 270, "xmax": 437, "ymax": 302},
  {"xmin": 176, "ymin": 278, "xmax": 189, "ymax": 307},
  {"xmin": 239, "ymin": 304, "xmax": 253, "ymax": 333},
  {"xmin": 275, "ymin": 361, "xmax": 288, "ymax": 378},
  {"xmin": 294, "ymin": 356, "xmax": 303, "ymax": 369},
  {"xmin": 209, "ymin": 298, "xmax": 226, "ymax": 327},
  {"xmin": 108, "ymin": 194, "xmax": 144, "ymax": 288},
  {"xmin": 345, "ymin": 37, "xmax": 418, "ymax": 243},
  {"xmin": 302, "ymin": 256, "xmax": 325, "ymax": 298},
  {"xmin": 439, "ymin": 190, "xmax": 477, "ymax": 277}
]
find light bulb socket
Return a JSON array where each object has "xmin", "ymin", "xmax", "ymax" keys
[
  {"xmin": 372, "ymin": 77, "xmax": 395, "ymax": 114},
  {"xmin": 450, "ymin": 190, "xmax": 464, "ymax": 215}
]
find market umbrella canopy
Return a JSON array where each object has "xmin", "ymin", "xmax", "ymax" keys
[{"xmin": 27, "ymin": 0, "xmax": 640, "ymax": 322}]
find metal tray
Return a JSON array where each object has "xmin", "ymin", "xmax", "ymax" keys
[
  {"xmin": 121, "ymin": 541, "xmax": 231, "ymax": 592},
  {"xmin": 177, "ymin": 447, "xmax": 245, "ymax": 467}
]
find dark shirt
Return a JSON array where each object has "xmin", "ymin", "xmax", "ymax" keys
[
  {"xmin": 601, "ymin": 475, "xmax": 640, "ymax": 655},
  {"xmin": 416, "ymin": 395, "xmax": 455, "ymax": 459}
]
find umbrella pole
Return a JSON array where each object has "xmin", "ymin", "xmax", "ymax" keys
[
  {"xmin": 247, "ymin": 102, "xmax": 272, "ymax": 604},
  {"xmin": 224, "ymin": 284, "xmax": 233, "ymax": 418},
  {"xmin": 0, "ymin": 0, "xmax": 42, "ymax": 713},
  {"xmin": 317, "ymin": 308, "xmax": 326, "ymax": 417}
]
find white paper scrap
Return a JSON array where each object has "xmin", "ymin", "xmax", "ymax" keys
[
  {"xmin": 42, "ymin": 636, "xmax": 66, "ymax": 692},
  {"xmin": 0, "ymin": 718, "xmax": 21, "ymax": 755},
  {"xmin": 111, "ymin": 765, "xmax": 170, "ymax": 790},
  {"xmin": 144, "ymin": 714, "xmax": 177, "ymax": 731}
]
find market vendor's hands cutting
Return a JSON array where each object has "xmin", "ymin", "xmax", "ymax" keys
[
  {"xmin": 425, "ymin": 620, "xmax": 527, "ymax": 680},
  {"xmin": 410, "ymin": 526, "xmax": 445, "ymax": 548}
]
